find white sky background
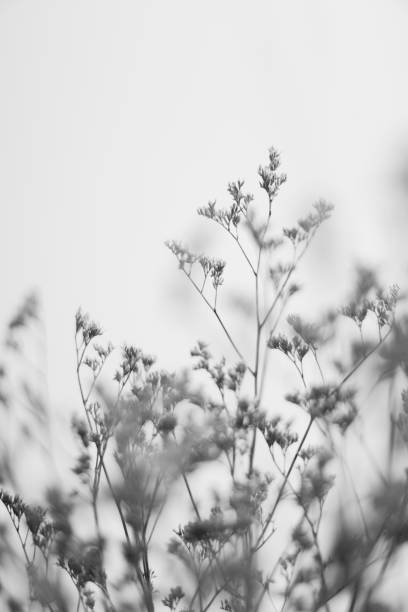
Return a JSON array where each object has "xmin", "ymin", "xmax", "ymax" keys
[{"xmin": 1, "ymin": 0, "xmax": 408, "ymax": 413}]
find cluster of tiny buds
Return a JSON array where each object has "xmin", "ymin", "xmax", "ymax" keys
[
  {"xmin": 165, "ymin": 241, "xmax": 226, "ymax": 290},
  {"xmin": 341, "ymin": 284, "xmax": 399, "ymax": 330}
]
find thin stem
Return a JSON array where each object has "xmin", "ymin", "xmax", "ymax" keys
[
  {"xmin": 261, "ymin": 263, "xmax": 295, "ymax": 329},
  {"xmin": 312, "ymin": 348, "xmax": 325, "ymax": 384},
  {"xmin": 147, "ymin": 498, "xmax": 166, "ymax": 545},
  {"xmin": 231, "ymin": 232, "xmax": 257, "ymax": 276},
  {"xmin": 100, "ymin": 461, "xmax": 131, "ymax": 544},
  {"xmin": 337, "ymin": 327, "xmax": 392, "ymax": 392},
  {"xmin": 255, "ymin": 416, "xmax": 315, "ymax": 551},
  {"xmin": 2, "ymin": 508, "xmax": 55, "ymax": 612},
  {"xmin": 201, "ymin": 582, "xmax": 227, "ymax": 612},
  {"xmin": 258, "ymin": 290, "xmax": 290, "ymax": 399},
  {"xmin": 185, "ymin": 272, "xmax": 254, "ymax": 375},
  {"xmin": 248, "ymin": 210, "xmax": 272, "ymax": 478}
]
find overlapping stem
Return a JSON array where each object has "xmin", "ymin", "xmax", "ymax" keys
[{"xmin": 75, "ymin": 335, "xmax": 154, "ymax": 612}]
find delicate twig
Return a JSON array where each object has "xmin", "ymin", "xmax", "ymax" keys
[
  {"xmin": 255, "ymin": 415, "xmax": 315, "ymax": 551},
  {"xmin": 184, "ymin": 272, "xmax": 254, "ymax": 375}
]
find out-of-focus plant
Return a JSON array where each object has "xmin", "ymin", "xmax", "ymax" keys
[{"xmin": 0, "ymin": 149, "xmax": 405, "ymax": 611}]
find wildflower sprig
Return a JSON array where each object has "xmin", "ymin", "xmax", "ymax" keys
[
  {"xmin": 162, "ymin": 586, "xmax": 185, "ymax": 610},
  {"xmin": 197, "ymin": 182, "xmax": 256, "ymax": 275},
  {"xmin": 191, "ymin": 340, "xmax": 246, "ymax": 395},
  {"xmin": 166, "ymin": 240, "xmax": 249, "ymax": 372},
  {"xmin": 267, "ymin": 332, "xmax": 310, "ymax": 383},
  {"xmin": 258, "ymin": 147, "xmax": 287, "ymax": 208},
  {"xmin": 165, "ymin": 241, "xmax": 227, "ymax": 299},
  {"xmin": 285, "ymin": 384, "xmax": 358, "ymax": 430},
  {"xmin": 197, "ymin": 181, "xmax": 253, "ymax": 232},
  {"xmin": 0, "ymin": 490, "xmax": 57, "ymax": 611},
  {"xmin": 260, "ymin": 416, "xmax": 299, "ymax": 455},
  {"xmin": 341, "ymin": 284, "xmax": 399, "ymax": 348}
]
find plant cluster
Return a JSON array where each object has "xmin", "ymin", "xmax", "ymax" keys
[{"xmin": 0, "ymin": 149, "xmax": 407, "ymax": 612}]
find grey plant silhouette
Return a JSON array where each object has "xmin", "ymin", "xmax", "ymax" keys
[{"xmin": 0, "ymin": 148, "xmax": 406, "ymax": 612}]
